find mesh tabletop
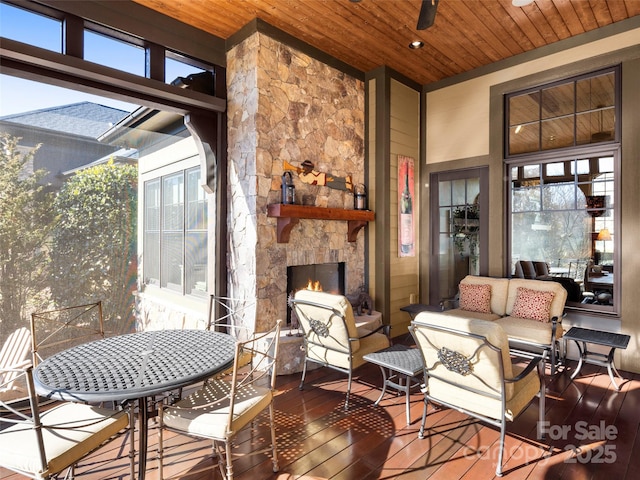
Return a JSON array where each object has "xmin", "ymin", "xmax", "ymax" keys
[
  {"xmin": 363, "ymin": 344, "xmax": 423, "ymax": 377},
  {"xmin": 564, "ymin": 327, "xmax": 630, "ymax": 350},
  {"xmin": 33, "ymin": 330, "xmax": 236, "ymax": 402}
]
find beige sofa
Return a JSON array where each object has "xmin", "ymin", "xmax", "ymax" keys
[{"xmin": 442, "ymin": 275, "xmax": 568, "ymax": 375}]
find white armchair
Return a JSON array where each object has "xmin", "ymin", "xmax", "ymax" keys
[
  {"xmin": 409, "ymin": 311, "xmax": 545, "ymax": 477},
  {"xmin": 290, "ymin": 289, "xmax": 390, "ymax": 409}
]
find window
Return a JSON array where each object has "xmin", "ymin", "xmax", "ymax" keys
[
  {"xmin": 165, "ymin": 51, "xmax": 210, "ymax": 88},
  {"xmin": 507, "ymin": 68, "xmax": 617, "ymax": 156},
  {"xmin": 144, "ymin": 167, "xmax": 207, "ymax": 297},
  {"xmin": 507, "ymin": 67, "xmax": 619, "ymax": 313},
  {"xmin": 84, "ymin": 29, "xmax": 146, "ymax": 76},
  {"xmin": 0, "ymin": 2, "xmax": 62, "ymax": 52}
]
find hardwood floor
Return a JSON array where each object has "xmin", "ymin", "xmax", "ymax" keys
[{"xmin": 3, "ymin": 355, "xmax": 640, "ymax": 479}]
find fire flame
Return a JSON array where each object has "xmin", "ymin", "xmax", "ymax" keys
[{"xmin": 306, "ymin": 280, "xmax": 323, "ymax": 291}]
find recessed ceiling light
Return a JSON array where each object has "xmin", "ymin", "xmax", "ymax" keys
[
  {"xmin": 512, "ymin": 0, "xmax": 534, "ymax": 6},
  {"xmin": 409, "ymin": 41, "xmax": 424, "ymax": 49}
]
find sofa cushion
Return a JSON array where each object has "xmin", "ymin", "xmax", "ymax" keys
[
  {"xmin": 511, "ymin": 287, "xmax": 555, "ymax": 323},
  {"xmin": 459, "ymin": 275, "xmax": 510, "ymax": 316},
  {"xmin": 495, "ymin": 315, "xmax": 559, "ymax": 345},
  {"xmin": 441, "ymin": 309, "xmax": 502, "ymax": 321},
  {"xmin": 459, "ymin": 283, "xmax": 492, "ymax": 314},
  {"xmin": 505, "ymin": 278, "xmax": 567, "ymax": 321}
]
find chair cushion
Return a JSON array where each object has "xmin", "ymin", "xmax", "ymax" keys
[
  {"xmin": 163, "ymin": 378, "xmax": 272, "ymax": 439},
  {"xmin": 505, "ymin": 363, "xmax": 542, "ymax": 420},
  {"xmin": 412, "ymin": 312, "xmax": 514, "ymax": 398},
  {"xmin": 354, "ymin": 312, "xmax": 382, "ymax": 332},
  {"xmin": 510, "ymin": 287, "xmax": 555, "ymax": 323},
  {"xmin": 427, "ymin": 363, "xmax": 539, "ymax": 421},
  {"xmin": 0, "ymin": 403, "xmax": 128, "ymax": 476},
  {"xmin": 412, "ymin": 312, "xmax": 540, "ymax": 422},
  {"xmin": 294, "ymin": 289, "xmax": 360, "ymax": 353},
  {"xmin": 458, "ymin": 283, "xmax": 492, "ymax": 314},
  {"xmin": 351, "ymin": 332, "xmax": 391, "ymax": 370}
]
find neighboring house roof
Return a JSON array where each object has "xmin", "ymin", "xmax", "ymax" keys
[
  {"xmin": 0, "ymin": 102, "xmax": 132, "ymax": 189},
  {"xmin": 0, "ymin": 101, "xmax": 128, "ymax": 139}
]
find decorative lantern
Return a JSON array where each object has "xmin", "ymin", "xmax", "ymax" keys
[
  {"xmin": 353, "ymin": 183, "xmax": 368, "ymax": 210},
  {"xmin": 281, "ymin": 171, "xmax": 296, "ymax": 204}
]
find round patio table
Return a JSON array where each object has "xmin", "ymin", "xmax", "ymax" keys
[{"xmin": 33, "ymin": 329, "xmax": 236, "ymax": 480}]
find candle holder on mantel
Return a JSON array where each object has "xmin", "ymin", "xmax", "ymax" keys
[
  {"xmin": 353, "ymin": 183, "xmax": 368, "ymax": 210},
  {"xmin": 281, "ymin": 171, "xmax": 296, "ymax": 205}
]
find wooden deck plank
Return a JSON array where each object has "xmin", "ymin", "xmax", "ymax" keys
[{"xmin": 3, "ymin": 356, "xmax": 640, "ymax": 479}]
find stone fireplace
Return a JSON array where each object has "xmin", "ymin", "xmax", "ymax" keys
[{"xmin": 225, "ymin": 30, "xmax": 367, "ymax": 349}]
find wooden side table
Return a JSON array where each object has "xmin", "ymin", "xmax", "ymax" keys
[{"xmin": 563, "ymin": 326, "xmax": 630, "ymax": 390}]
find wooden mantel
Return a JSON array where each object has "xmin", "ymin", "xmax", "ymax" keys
[{"xmin": 267, "ymin": 204, "xmax": 375, "ymax": 243}]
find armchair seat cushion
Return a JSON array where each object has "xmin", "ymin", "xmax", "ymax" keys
[
  {"xmin": 427, "ymin": 362, "xmax": 539, "ymax": 421},
  {"xmin": 294, "ymin": 289, "xmax": 390, "ymax": 371},
  {"xmin": 306, "ymin": 330, "xmax": 389, "ymax": 370},
  {"xmin": 506, "ymin": 363, "xmax": 542, "ymax": 420},
  {"xmin": 163, "ymin": 379, "xmax": 273, "ymax": 439},
  {"xmin": 350, "ymin": 332, "xmax": 392, "ymax": 370},
  {"xmin": 412, "ymin": 312, "xmax": 541, "ymax": 421},
  {"xmin": 0, "ymin": 402, "xmax": 128, "ymax": 476}
]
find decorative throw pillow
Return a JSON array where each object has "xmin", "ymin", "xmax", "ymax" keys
[
  {"xmin": 511, "ymin": 287, "xmax": 555, "ymax": 323},
  {"xmin": 459, "ymin": 283, "xmax": 492, "ymax": 314}
]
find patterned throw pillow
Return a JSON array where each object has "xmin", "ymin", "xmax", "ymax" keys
[
  {"xmin": 459, "ymin": 283, "xmax": 492, "ymax": 314},
  {"xmin": 511, "ymin": 287, "xmax": 555, "ymax": 323}
]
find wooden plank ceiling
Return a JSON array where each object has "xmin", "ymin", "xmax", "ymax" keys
[{"xmin": 134, "ymin": 0, "xmax": 640, "ymax": 85}]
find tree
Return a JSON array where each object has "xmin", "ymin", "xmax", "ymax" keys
[
  {"xmin": 50, "ymin": 159, "xmax": 138, "ymax": 335},
  {"xmin": 0, "ymin": 134, "xmax": 56, "ymax": 336}
]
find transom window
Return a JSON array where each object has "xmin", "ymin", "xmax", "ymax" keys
[
  {"xmin": 0, "ymin": 0, "xmax": 215, "ymax": 91},
  {"xmin": 507, "ymin": 67, "xmax": 618, "ymax": 156}
]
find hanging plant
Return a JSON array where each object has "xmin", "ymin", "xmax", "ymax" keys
[{"xmin": 452, "ymin": 204, "xmax": 480, "ymax": 264}]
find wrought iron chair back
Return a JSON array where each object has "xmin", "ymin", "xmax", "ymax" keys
[{"xmin": 30, "ymin": 301, "xmax": 105, "ymax": 366}]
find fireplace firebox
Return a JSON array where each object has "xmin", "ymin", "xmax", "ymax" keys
[{"xmin": 286, "ymin": 262, "xmax": 345, "ymax": 324}]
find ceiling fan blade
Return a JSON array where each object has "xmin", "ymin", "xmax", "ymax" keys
[{"xmin": 416, "ymin": 0, "xmax": 439, "ymax": 30}]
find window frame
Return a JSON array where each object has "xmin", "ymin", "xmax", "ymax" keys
[{"xmin": 505, "ymin": 66, "xmax": 621, "ymax": 315}]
